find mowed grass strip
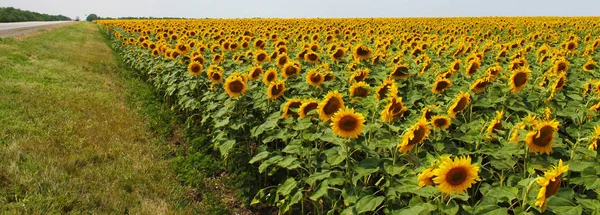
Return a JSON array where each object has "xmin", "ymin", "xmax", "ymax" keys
[{"xmin": 0, "ymin": 23, "xmax": 189, "ymax": 213}]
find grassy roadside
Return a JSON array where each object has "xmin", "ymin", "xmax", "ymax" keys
[{"xmin": 0, "ymin": 22, "xmax": 198, "ymax": 213}]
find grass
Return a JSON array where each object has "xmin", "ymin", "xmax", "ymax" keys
[{"xmin": 0, "ymin": 22, "xmax": 198, "ymax": 213}]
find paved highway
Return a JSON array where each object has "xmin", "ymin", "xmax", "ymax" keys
[{"xmin": 0, "ymin": 21, "xmax": 73, "ymax": 31}]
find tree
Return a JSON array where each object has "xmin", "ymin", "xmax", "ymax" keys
[{"xmin": 86, "ymin": 14, "xmax": 98, "ymax": 22}]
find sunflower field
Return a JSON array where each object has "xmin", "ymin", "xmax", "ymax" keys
[{"xmin": 98, "ymin": 17, "xmax": 600, "ymax": 214}]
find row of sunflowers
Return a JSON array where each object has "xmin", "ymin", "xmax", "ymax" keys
[{"xmin": 98, "ymin": 17, "xmax": 600, "ymax": 214}]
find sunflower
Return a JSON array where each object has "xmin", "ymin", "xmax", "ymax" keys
[
  {"xmin": 535, "ymin": 159, "xmax": 569, "ymax": 212},
  {"xmin": 551, "ymin": 73, "xmax": 567, "ymax": 94},
  {"xmin": 380, "ymin": 96, "xmax": 408, "ymax": 122},
  {"xmin": 432, "ymin": 79, "xmax": 452, "ymax": 94},
  {"xmin": 509, "ymin": 67, "xmax": 530, "ymax": 93},
  {"xmin": 374, "ymin": 79, "xmax": 398, "ymax": 100},
  {"xmin": 371, "ymin": 53, "xmax": 386, "ymax": 65},
  {"xmin": 276, "ymin": 54, "xmax": 289, "ymax": 68},
  {"xmin": 266, "ymin": 80, "xmax": 285, "ymax": 100},
  {"xmin": 470, "ymin": 77, "xmax": 490, "ymax": 93},
  {"xmin": 509, "ymin": 57, "xmax": 527, "ymax": 71},
  {"xmin": 418, "ymin": 167, "xmax": 436, "ymax": 188},
  {"xmin": 582, "ymin": 57, "xmax": 597, "ymax": 71},
  {"xmin": 207, "ymin": 65, "xmax": 224, "ymax": 84},
  {"xmin": 262, "ymin": 68, "xmax": 278, "ymax": 85},
  {"xmin": 330, "ymin": 107, "xmax": 366, "ymax": 139},
  {"xmin": 398, "ymin": 119, "xmax": 431, "ymax": 153},
  {"xmin": 485, "ymin": 65, "xmax": 502, "ymax": 78},
  {"xmin": 318, "ymin": 91, "xmax": 345, "ymax": 121},
  {"xmin": 282, "ymin": 62, "xmax": 300, "ymax": 79},
  {"xmin": 565, "ymin": 40, "xmax": 578, "ymax": 51},
  {"xmin": 449, "ymin": 59, "xmax": 461, "ymax": 73},
  {"xmin": 525, "ymin": 120, "xmax": 560, "ymax": 155},
  {"xmin": 553, "ymin": 58, "xmax": 569, "ymax": 74},
  {"xmin": 212, "ymin": 53, "xmax": 223, "ymax": 64},
  {"xmin": 349, "ymin": 69, "xmax": 369, "ymax": 83},
  {"xmin": 588, "ymin": 126, "xmax": 600, "ymax": 150},
  {"xmin": 486, "ymin": 111, "xmax": 504, "ymax": 140},
  {"xmin": 389, "ymin": 64, "xmax": 410, "ymax": 79},
  {"xmin": 324, "ymin": 71, "xmax": 335, "ymax": 82},
  {"xmin": 187, "ymin": 61, "xmax": 203, "ymax": 76},
  {"xmin": 510, "ymin": 123, "xmax": 526, "ymax": 143},
  {"xmin": 191, "ymin": 55, "xmax": 206, "ymax": 65},
  {"xmin": 248, "ymin": 65, "xmax": 263, "ymax": 81},
  {"xmin": 448, "ymin": 92, "xmax": 471, "ymax": 118},
  {"xmin": 589, "ymin": 101, "xmax": 600, "ymax": 112},
  {"xmin": 282, "ymin": 99, "xmax": 302, "ymax": 119},
  {"xmin": 421, "ymin": 106, "xmax": 437, "ymax": 121},
  {"xmin": 331, "ymin": 48, "xmax": 346, "ymax": 61},
  {"xmin": 224, "ymin": 74, "xmax": 248, "ymax": 98},
  {"xmin": 432, "ymin": 156, "xmax": 480, "ymax": 195},
  {"xmin": 465, "ymin": 59, "xmax": 481, "ymax": 76},
  {"xmin": 431, "ymin": 116, "xmax": 452, "ymax": 130},
  {"xmin": 305, "ymin": 51, "xmax": 319, "ymax": 64},
  {"xmin": 583, "ymin": 83, "xmax": 591, "ymax": 95},
  {"xmin": 254, "ymin": 50, "xmax": 269, "ymax": 64},
  {"xmin": 304, "ymin": 69, "xmax": 324, "ymax": 87},
  {"xmin": 352, "ymin": 44, "xmax": 372, "ymax": 61},
  {"xmin": 299, "ymin": 99, "xmax": 319, "ymax": 119},
  {"xmin": 349, "ymin": 81, "xmax": 370, "ymax": 98}
]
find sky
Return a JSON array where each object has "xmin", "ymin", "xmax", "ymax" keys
[{"xmin": 1, "ymin": 0, "xmax": 599, "ymax": 20}]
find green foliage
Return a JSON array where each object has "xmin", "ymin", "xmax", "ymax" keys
[
  {"xmin": 0, "ymin": 7, "xmax": 71, "ymax": 22},
  {"xmin": 86, "ymin": 14, "xmax": 99, "ymax": 22}
]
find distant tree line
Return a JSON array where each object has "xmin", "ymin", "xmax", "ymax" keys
[{"xmin": 0, "ymin": 7, "xmax": 71, "ymax": 22}]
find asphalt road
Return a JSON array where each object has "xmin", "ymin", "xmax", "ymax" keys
[
  {"xmin": 0, "ymin": 21, "xmax": 75, "ymax": 38},
  {"xmin": 0, "ymin": 21, "xmax": 73, "ymax": 31}
]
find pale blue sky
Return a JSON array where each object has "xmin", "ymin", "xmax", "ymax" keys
[{"xmin": 1, "ymin": 0, "xmax": 599, "ymax": 20}]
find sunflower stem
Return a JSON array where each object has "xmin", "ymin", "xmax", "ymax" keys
[
  {"xmin": 523, "ymin": 148, "xmax": 529, "ymax": 178},
  {"xmin": 521, "ymin": 178, "xmax": 537, "ymax": 210}
]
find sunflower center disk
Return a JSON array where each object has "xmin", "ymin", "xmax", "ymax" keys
[
  {"xmin": 545, "ymin": 178, "xmax": 561, "ymax": 197},
  {"xmin": 533, "ymin": 126, "xmax": 554, "ymax": 147},
  {"xmin": 408, "ymin": 127, "xmax": 426, "ymax": 145},
  {"xmin": 453, "ymin": 98, "xmax": 468, "ymax": 113},
  {"xmin": 339, "ymin": 116, "xmax": 358, "ymax": 132},
  {"xmin": 324, "ymin": 99, "xmax": 341, "ymax": 115},
  {"xmin": 446, "ymin": 167, "xmax": 468, "ymax": 186},
  {"xmin": 513, "ymin": 73, "xmax": 527, "ymax": 87},
  {"xmin": 230, "ymin": 81, "xmax": 244, "ymax": 93}
]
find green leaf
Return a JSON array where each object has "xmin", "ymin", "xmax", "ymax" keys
[
  {"xmin": 395, "ymin": 206, "xmax": 425, "ymax": 215},
  {"xmin": 306, "ymin": 170, "xmax": 332, "ymax": 186},
  {"xmin": 355, "ymin": 195, "xmax": 385, "ymax": 214},
  {"xmin": 320, "ymin": 131, "xmax": 343, "ymax": 144},
  {"xmin": 481, "ymin": 208, "xmax": 509, "ymax": 215},
  {"xmin": 325, "ymin": 146, "xmax": 347, "ymax": 166},
  {"xmin": 218, "ymin": 140, "xmax": 235, "ymax": 156},
  {"xmin": 282, "ymin": 141, "xmax": 302, "ymax": 154},
  {"xmin": 249, "ymin": 151, "xmax": 270, "ymax": 164},
  {"xmin": 214, "ymin": 117, "xmax": 230, "ymax": 128},
  {"xmin": 483, "ymin": 187, "xmax": 518, "ymax": 202},
  {"xmin": 310, "ymin": 180, "xmax": 329, "ymax": 201},
  {"xmin": 277, "ymin": 177, "xmax": 297, "ymax": 196},
  {"xmin": 568, "ymin": 161, "xmax": 594, "ymax": 172},
  {"xmin": 278, "ymin": 156, "xmax": 301, "ymax": 169},
  {"xmin": 293, "ymin": 119, "xmax": 313, "ymax": 130},
  {"xmin": 353, "ymin": 158, "xmax": 381, "ymax": 185},
  {"xmin": 441, "ymin": 200, "xmax": 459, "ymax": 215},
  {"xmin": 258, "ymin": 155, "xmax": 283, "ymax": 173},
  {"xmin": 279, "ymin": 190, "xmax": 303, "ymax": 214},
  {"xmin": 383, "ymin": 160, "xmax": 406, "ymax": 176}
]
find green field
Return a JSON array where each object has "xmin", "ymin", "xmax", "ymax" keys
[{"xmin": 0, "ymin": 22, "xmax": 246, "ymax": 214}]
